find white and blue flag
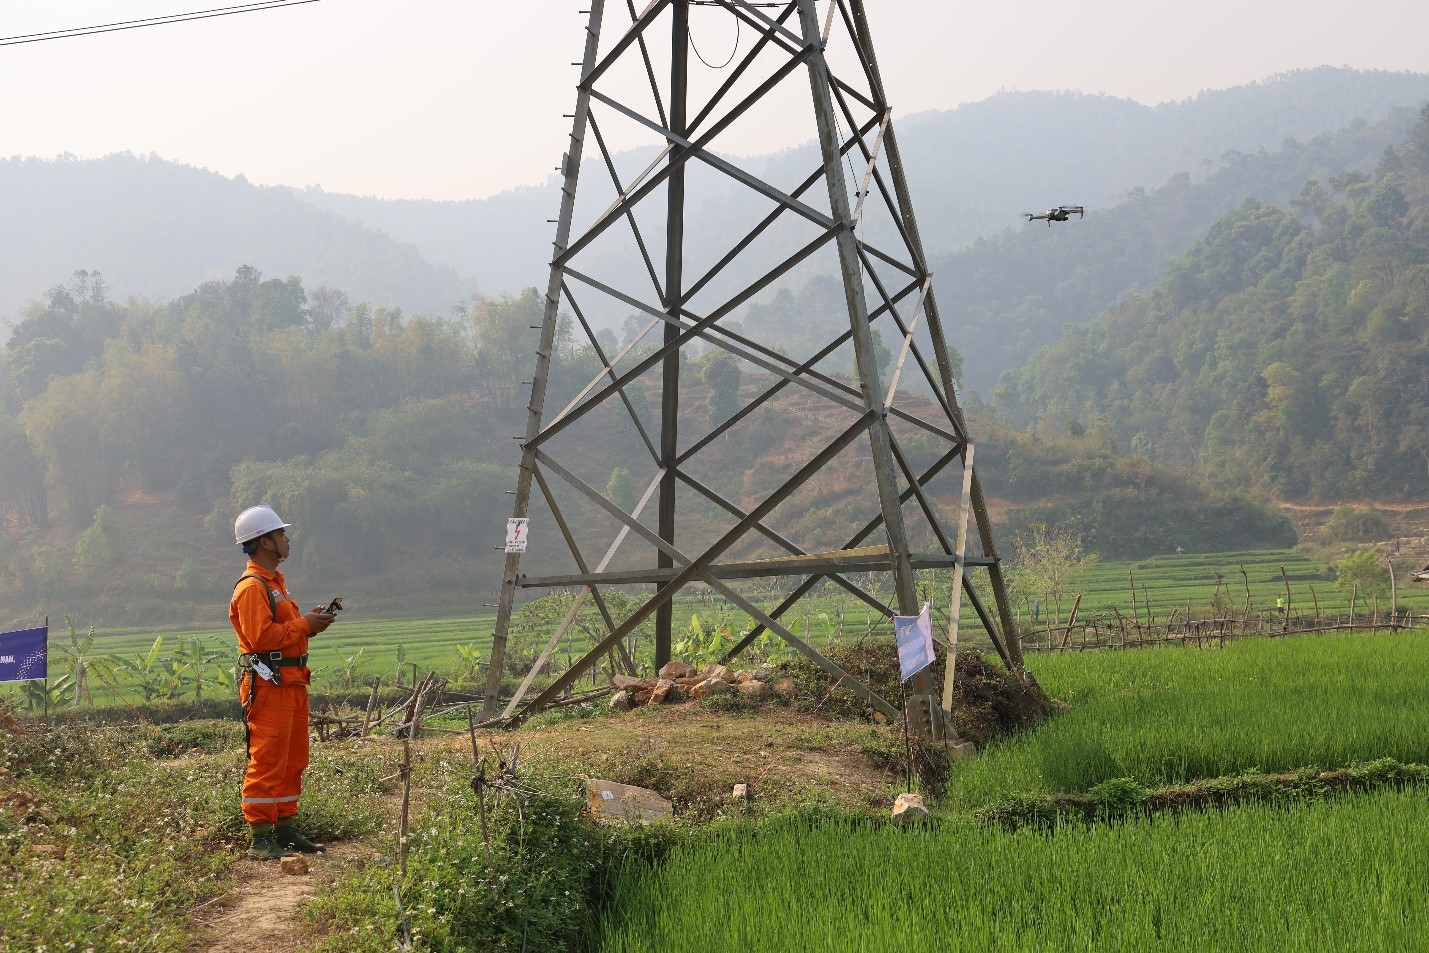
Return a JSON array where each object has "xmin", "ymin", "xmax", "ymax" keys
[
  {"xmin": 0, "ymin": 626, "xmax": 48, "ymax": 683},
  {"xmin": 893, "ymin": 602, "xmax": 935, "ymax": 682}
]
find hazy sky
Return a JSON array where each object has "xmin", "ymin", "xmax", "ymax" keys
[{"xmin": 5, "ymin": 0, "xmax": 1428, "ymax": 201}]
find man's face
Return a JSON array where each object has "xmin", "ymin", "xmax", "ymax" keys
[{"xmin": 265, "ymin": 528, "xmax": 290, "ymax": 560}]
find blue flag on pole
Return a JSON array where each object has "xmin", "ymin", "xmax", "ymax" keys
[
  {"xmin": 0, "ymin": 626, "xmax": 48, "ymax": 683},
  {"xmin": 893, "ymin": 603, "xmax": 934, "ymax": 682}
]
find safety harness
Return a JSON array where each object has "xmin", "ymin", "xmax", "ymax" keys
[{"xmin": 233, "ymin": 574, "xmax": 308, "ymax": 757}]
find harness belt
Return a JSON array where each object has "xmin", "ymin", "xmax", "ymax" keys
[{"xmin": 240, "ymin": 651, "xmax": 309, "ymax": 668}]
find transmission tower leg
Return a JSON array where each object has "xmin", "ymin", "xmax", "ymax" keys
[
  {"xmin": 797, "ymin": 0, "xmax": 940, "ymax": 739},
  {"xmin": 654, "ymin": 0, "xmax": 689, "ymax": 672},
  {"xmin": 483, "ymin": 0, "xmax": 607, "ymax": 718}
]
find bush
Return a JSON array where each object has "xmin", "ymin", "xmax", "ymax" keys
[
  {"xmin": 1321, "ymin": 505, "xmax": 1390, "ymax": 544},
  {"xmin": 309, "ymin": 769, "xmax": 681, "ymax": 952}
]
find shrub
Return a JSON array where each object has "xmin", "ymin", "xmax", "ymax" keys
[{"xmin": 1321, "ymin": 505, "xmax": 1390, "ymax": 544}]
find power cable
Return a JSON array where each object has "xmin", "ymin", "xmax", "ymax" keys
[
  {"xmin": 0, "ymin": 0, "xmax": 322, "ymax": 47},
  {"xmin": 688, "ymin": 8, "xmax": 740, "ymax": 70}
]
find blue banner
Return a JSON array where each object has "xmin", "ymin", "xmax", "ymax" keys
[
  {"xmin": 0, "ymin": 626, "xmax": 48, "ymax": 683},
  {"xmin": 893, "ymin": 603, "xmax": 934, "ymax": 682}
]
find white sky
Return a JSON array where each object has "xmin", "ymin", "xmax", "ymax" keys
[{"xmin": 4, "ymin": 0, "xmax": 1429, "ymax": 201}]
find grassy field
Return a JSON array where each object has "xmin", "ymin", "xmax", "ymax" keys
[
  {"xmin": 596, "ymin": 790, "xmax": 1429, "ymax": 952},
  {"xmin": 946, "ymin": 631, "xmax": 1429, "ymax": 805},
  {"xmin": 7, "ymin": 588, "xmax": 1428, "ymax": 949}
]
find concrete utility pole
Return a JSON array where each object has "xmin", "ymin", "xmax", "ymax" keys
[{"xmin": 482, "ymin": 0, "xmax": 1024, "ymax": 737}]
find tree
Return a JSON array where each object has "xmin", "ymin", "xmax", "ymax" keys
[
  {"xmin": 1335, "ymin": 549, "xmax": 1390, "ymax": 606},
  {"xmin": 700, "ymin": 350, "xmax": 742, "ymax": 426},
  {"xmin": 606, "ymin": 467, "xmax": 637, "ymax": 513},
  {"xmin": 0, "ymin": 413, "xmax": 47, "ymax": 528},
  {"xmin": 55, "ymin": 619, "xmax": 119, "ymax": 706},
  {"xmin": 73, "ymin": 504, "xmax": 119, "ymax": 582},
  {"xmin": 1011, "ymin": 522, "xmax": 1099, "ymax": 626},
  {"xmin": 470, "ymin": 289, "xmax": 543, "ymax": 409}
]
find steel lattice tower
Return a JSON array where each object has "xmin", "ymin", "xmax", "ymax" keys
[{"xmin": 482, "ymin": 0, "xmax": 1026, "ymax": 737}]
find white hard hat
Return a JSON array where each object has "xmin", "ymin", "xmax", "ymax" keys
[{"xmin": 234, "ymin": 505, "xmax": 291, "ymax": 545}]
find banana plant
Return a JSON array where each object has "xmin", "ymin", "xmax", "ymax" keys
[
  {"xmin": 20, "ymin": 675, "xmax": 72, "ymax": 713},
  {"xmin": 450, "ymin": 643, "xmax": 483, "ymax": 685},
  {"xmin": 114, "ymin": 636, "xmax": 166, "ymax": 703},
  {"xmin": 170, "ymin": 635, "xmax": 229, "ymax": 700},
  {"xmin": 334, "ymin": 647, "xmax": 366, "ymax": 690},
  {"xmin": 55, "ymin": 619, "xmax": 119, "ymax": 706}
]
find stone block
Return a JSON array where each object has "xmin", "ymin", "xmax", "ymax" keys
[
  {"xmin": 585, "ymin": 779, "xmax": 673, "ymax": 824},
  {"xmin": 891, "ymin": 792, "xmax": 929, "ymax": 825}
]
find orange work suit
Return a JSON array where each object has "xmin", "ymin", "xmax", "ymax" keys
[{"xmin": 230, "ymin": 561, "xmax": 313, "ymax": 825}]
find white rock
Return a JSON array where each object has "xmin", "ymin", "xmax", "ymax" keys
[{"xmin": 658, "ymin": 660, "xmax": 695, "ymax": 680}]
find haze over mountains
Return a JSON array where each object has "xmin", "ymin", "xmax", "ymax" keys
[
  {"xmin": 4, "ymin": 67, "xmax": 1428, "ymax": 342},
  {"xmin": 6, "ymin": 68, "xmax": 1429, "ymax": 628}
]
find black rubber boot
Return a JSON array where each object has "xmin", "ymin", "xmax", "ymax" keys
[
  {"xmin": 247, "ymin": 822, "xmax": 294, "ymax": 860},
  {"xmin": 274, "ymin": 817, "xmax": 325, "ymax": 854}
]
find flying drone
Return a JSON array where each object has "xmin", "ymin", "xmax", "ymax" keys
[{"xmin": 1024, "ymin": 205, "xmax": 1085, "ymax": 225}]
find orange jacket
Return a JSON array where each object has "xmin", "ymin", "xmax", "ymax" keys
[{"xmin": 230, "ymin": 561, "xmax": 312, "ymax": 687}]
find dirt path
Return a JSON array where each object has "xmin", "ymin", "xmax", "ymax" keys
[{"xmin": 188, "ymin": 841, "xmax": 375, "ymax": 953}]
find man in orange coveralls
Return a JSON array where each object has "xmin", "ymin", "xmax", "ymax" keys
[{"xmin": 230, "ymin": 504, "xmax": 335, "ymax": 860}]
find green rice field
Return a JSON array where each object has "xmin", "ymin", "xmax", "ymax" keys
[
  {"xmin": 8, "ymin": 547, "xmax": 1425, "ymax": 706},
  {"xmin": 596, "ymin": 790, "xmax": 1429, "ymax": 953},
  {"xmin": 948, "ymin": 631, "xmax": 1429, "ymax": 805},
  {"xmin": 596, "ymin": 629, "xmax": 1429, "ymax": 950}
]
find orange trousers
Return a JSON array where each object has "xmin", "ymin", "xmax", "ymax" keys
[{"xmin": 240, "ymin": 678, "xmax": 310, "ymax": 824}]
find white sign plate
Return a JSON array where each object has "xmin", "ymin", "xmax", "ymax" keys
[{"xmin": 504, "ymin": 517, "xmax": 529, "ymax": 553}]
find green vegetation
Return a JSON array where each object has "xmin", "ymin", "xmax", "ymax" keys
[
  {"xmin": 1002, "ymin": 105, "xmax": 1429, "ymax": 501},
  {"xmin": 1321, "ymin": 503, "xmax": 1392, "ymax": 542},
  {"xmin": 595, "ymin": 790, "xmax": 1429, "ymax": 952},
  {"xmin": 0, "ymin": 718, "xmax": 391, "ymax": 951},
  {"xmin": 8, "ymin": 546, "xmax": 1426, "ymax": 714},
  {"xmin": 949, "ymin": 632, "xmax": 1429, "ymax": 805},
  {"xmin": 308, "ymin": 766, "xmax": 674, "ymax": 953}
]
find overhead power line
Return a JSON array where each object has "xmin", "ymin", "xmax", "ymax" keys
[{"xmin": 0, "ymin": 0, "xmax": 322, "ymax": 47}]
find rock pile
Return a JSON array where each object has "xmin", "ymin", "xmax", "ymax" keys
[{"xmin": 608, "ymin": 659, "xmax": 778, "ymax": 710}]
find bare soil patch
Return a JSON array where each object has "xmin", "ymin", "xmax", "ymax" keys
[{"xmin": 188, "ymin": 841, "xmax": 377, "ymax": 953}]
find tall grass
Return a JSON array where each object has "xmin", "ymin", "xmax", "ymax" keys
[
  {"xmin": 948, "ymin": 632, "xmax": 1429, "ymax": 805},
  {"xmin": 598, "ymin": 791, "xmax": 1429, "ymax": 952}
]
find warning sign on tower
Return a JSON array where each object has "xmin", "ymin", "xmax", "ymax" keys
[{"xmin": 504, "ymin": 518, "xmax": 529, "ymax": 553}]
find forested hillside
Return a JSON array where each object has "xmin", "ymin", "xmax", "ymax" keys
[
  {"xmin": 0, "ymin": 263, "xmax": 1294, "ymax": 629},
  {"xmin": 746, "ymin": 107, "xmax": 1420, "ymax": 397},
  {"xmin": 999, "ymin": 108, "xmax": 1429, "ymax": 502}
]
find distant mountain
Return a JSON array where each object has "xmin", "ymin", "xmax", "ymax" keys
[
  {"xmin": 998, "ymin": 107, "xmax": 1429, "ymax": 502},
  {"xmin": 291, "ymin": 68, "xmax": 1429, "ymax": 322},
  {"xmin": 5, "ymin": 68, "xmax": 1428, "ymax": 336},
  {"xmin": 934, "ymin": 105, "xmax": 1424, "ymax": 394},
  {"xmin": 739, "ymin": 106, "xmax": 1424, "ymax": 396},
  {"xmin": 0, "ymin": 154, "xmax": 473, "ymax": 324}
]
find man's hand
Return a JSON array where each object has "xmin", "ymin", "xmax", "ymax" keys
[{"xmin": 305, "ymin": 610, "xmax": 336, "ymax": 635}]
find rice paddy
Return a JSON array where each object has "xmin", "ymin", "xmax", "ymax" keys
[
  {"xmin": 947, "ymin": 631, "xmax": 1429, "ymax": 805},
  {"xmin": 595, "ymin": 628, "xmax": 1429, "ymax": 950},
  {"xmin": 596, "ymin": 790, "xmax": 1429, "ymax": 952}
]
